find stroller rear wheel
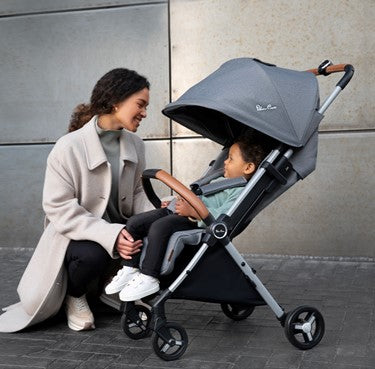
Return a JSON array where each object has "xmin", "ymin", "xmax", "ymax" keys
[
  {"xmin": 121, "ymin": 304, "xmax": 152, "ymax": 340},
  {"xmin": 221, "ymin": 303, "xmax": 255, "ymax": 321},
  {"xmin": 284, "ymin": 305, "xmax": 325, "ymax": 350},
  {"xmin": 152, "ymin": 322, "xmax": 188, "ymax": 361}
]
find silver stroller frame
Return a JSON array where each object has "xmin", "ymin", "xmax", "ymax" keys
[{"xmin": 120, "ymin": 61, "xmax": 354, "ymax": 361}]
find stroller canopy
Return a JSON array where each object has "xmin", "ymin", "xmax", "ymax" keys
[{"xmin": 163, "ymin": 58, "xmax": 322, "ymax": 148}]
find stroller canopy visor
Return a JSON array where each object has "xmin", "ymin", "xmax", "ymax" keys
[{"xmin": 163, "ymin": 58, "xmax": 322, "ymax": 147}]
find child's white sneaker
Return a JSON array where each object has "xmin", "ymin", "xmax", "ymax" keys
[
  {"xmin": 105, "ymin": 266, "xmax": 139, "ymax": 294},
  {"xmin": 119, "ymin": 273, "xmax": 160, "ymax": 301}
]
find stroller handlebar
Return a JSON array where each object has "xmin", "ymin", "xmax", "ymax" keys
[
  {"xmin": 142, "ymin": 169, "xmax": 213, "ymax": 224},
  {"xmin": 307, "ymin": 63, "xmax": 354, "ymax": 90}
]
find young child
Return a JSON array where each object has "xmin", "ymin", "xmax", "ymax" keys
[{"xmin": 105, "ymin": 131, "xmax": 267, "ymax": 301}]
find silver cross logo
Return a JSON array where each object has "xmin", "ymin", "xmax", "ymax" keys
[{"xmin": 256, "ymin": 104, "xmax": 277, "ymax": 111}]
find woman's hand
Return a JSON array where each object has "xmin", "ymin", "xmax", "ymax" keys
[
  {"xmin": 115, "ymin": 228, "xmax": 143, "ymax": 260},
  {"xmin": 175, "ymin": 197, "xmax": 201, "ymax": 219}
]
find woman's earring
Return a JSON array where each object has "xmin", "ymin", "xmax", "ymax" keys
[{"xmin": 114, "ymin": 106, "xmax": 118, "ymax": 112}]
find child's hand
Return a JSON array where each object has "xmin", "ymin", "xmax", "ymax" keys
[
  {"xmin": 175, "ymin": 197, "xmax": 200, "ymax": 219},
  {"xmin": 160, "ymin": 200, "xmax": 171, "ymax": 208},
  {"xmin": 160, "ymin": 195, "xmax": 175, "ymax": 208}
]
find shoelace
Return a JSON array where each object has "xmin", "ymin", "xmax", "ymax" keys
[
  {"xmin": 113, "ymin": 268, "xmax": 125, "ymax": 281},
  {"xmin": 127, "ymin": 274, "xmax": 144, "ymax": 287},
  {"xmin": 129, "ymin": 276, "xmax": 138, "ymax": 284},
  {"xmin": 72, "ymin": 297, "xmax": 90, "ymax": 312}
]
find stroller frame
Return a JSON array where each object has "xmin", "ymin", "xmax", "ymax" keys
[
  {"xmin": 120, "ymin": 61, "xmax": 354, "ymax": 361},
  {"xmin": 158, "ymin": 146, "xmax": 291, "ymax": 316}
]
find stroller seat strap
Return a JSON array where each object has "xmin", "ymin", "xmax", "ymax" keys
[
  {"xmin": 193, "ymin": 176, "xmax": 248, "ymax": 196},
  {"xmin": 190, "ymin": 168, "xmax": 224, "ymax": 193}
]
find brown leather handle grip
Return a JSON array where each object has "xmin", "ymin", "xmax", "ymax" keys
[
  {"xmin": 307, "ymin": 64, "xmax": 348, "ymax": 75},
  {"xmin": 155, "ymin": 169, "xmax": 210, "ymax": 220},
  {"xmin": 307, "ymin": 63, "xmax": 354, "ymax": 90}
]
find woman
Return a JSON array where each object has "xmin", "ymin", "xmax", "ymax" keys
[{"xmin": 0, "ymin": 68, "xmax": 153, "ymax": 332}]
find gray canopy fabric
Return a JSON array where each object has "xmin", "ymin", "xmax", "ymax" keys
[
  {"xmin": 163, "ymin": 58, "xmax": 324, "ymax": 180},
  {"xmin": 163, "ymin": 58, "xmax": 323, "ymax": 148}
]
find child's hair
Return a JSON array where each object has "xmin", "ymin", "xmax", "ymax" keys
[{"xmin": 235, "ymin": 130, "xmax": 270, "ymax": 169}]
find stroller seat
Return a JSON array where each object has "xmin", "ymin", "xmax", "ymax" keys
[{"xmin": 139, "ymin": 147, "xmax": 250, "ymax": 277}]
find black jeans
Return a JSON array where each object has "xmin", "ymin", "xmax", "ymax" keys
[
  {"xmin": 123, "ymin": 208, "xmax": 197, "ymax": 278},
  {"xmin": 64, "ymin": 240, "xmax": 111, "ymax": 297}
]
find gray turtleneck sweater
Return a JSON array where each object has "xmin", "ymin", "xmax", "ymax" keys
[{"xmin": 95, "ymin": 119, "xmax": 125, "ymax": 224}]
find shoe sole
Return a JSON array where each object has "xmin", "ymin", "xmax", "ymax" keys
[
  {"xmin": 68, "ymin": 321, "xmax": 95, "ymax": 331},
  {"xmin": 119, "ymin": 286, "xmax": 160, "ymax": 302},
  {"xmin": 104, "ymin": 284, "xmax": 126, "ymax": 294}
]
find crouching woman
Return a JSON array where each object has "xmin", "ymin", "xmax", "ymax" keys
[{"xmin": 0, "ymin": 68, "xmax": 153, "ymax": 332}]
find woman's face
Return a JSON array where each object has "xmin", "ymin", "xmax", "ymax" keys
[{"xmin": 114, "ymin": 87, "xmax": 149, "ymax": 132}]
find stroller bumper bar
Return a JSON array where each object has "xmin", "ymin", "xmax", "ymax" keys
[
  {"xmin": 142, "ymin": 169, "xmax": 215, "ymax": 226},
  {"xmin": 142, "ymin": 169, "xmax": 162, "ymax": 209}
]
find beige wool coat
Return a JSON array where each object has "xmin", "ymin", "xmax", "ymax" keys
[{"xmin": 0, "ymin": 116, "xmax": 152, "ymax": 332}]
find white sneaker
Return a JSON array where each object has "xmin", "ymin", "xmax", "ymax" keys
[
  {"xmin": 119, "ymin": 273, "xmax": 160, "ymax": 301},
  {"xmin": 65, "ymin": 294, "xmax": 95, "ymax": 331},
  {"xmin": 104, "ymin": 266, "xmax": 139, "ymax": 294}
]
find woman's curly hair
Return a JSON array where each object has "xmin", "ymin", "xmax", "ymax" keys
[{"xmin": 68, "ymin": 68, "xmax": 150, "ymax": 132}]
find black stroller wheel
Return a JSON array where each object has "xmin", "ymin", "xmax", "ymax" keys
[
  {"xmin": 221, "ymin": 303, "xmax": 255, "ymax": 321},
  {"xmin": 121, "ymin": 304, "xmax": 152, "ymax": 340},
  {"xmin": 152, "ymin": 322, "xmax": 188, "ymax": 361},
  {"xmin": 284, "ymin": 306, "xmax": 325, "ymax": 350}
]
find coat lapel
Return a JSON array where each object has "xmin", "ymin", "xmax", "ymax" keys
[
  {"xmin": 81, "ymin": 116, "xmax": 108, "ymax": 170},
  {"xmin": 80, "ymin": 116, "xmax": 111, "ymax": 216},
  {"xmin": 81, "ymin": 117, "xmax": 140, "ymax": 219},
  {"xmin": 81, "ymin": 117, "xmax": 139, "ymax": 169},
  {"xmin": 119, "ymin": 130, "xmax": 139, "ymax": 164}
]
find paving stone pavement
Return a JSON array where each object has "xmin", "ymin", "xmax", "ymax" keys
[{"xmin": 0, "ymin": 248, "xmax": 374, "ymax": 369}]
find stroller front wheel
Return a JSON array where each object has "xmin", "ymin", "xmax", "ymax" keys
[
  {"xmin": 284, "ymin": 305, "xmax": 325, "ymax": 350},
  {"xmin": 221, "ymin": 303, "xmax": 255, "ymax": 321},
  {"xmin": 152, "ymin": 322, "xmax": 188, "ymax": 361},
  {"xmin": 121, "ymin": 304, "xmax": 152, "ymax": 340}
]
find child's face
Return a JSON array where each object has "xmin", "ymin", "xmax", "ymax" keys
[{"xmin": 224, "ymin": 143, "xmax": 255, "ymax": 179}]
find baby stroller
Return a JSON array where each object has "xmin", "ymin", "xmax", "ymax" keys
[{"xmin": 119, "ymin": 58, "xmax": 354, "ymax": 360}]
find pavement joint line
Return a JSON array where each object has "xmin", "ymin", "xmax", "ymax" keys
[{"xmin": 1, "ymin": 247, "xmax": 374, "ymax": 262}]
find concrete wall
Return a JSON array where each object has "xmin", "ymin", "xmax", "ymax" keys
[
  {"xmin": 0, "ymin": 0, "xmax": 171, "ymax": 248},
  {"xmin": 1, "ymin": 0, "xmax": 374, "ymax": 258}
]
